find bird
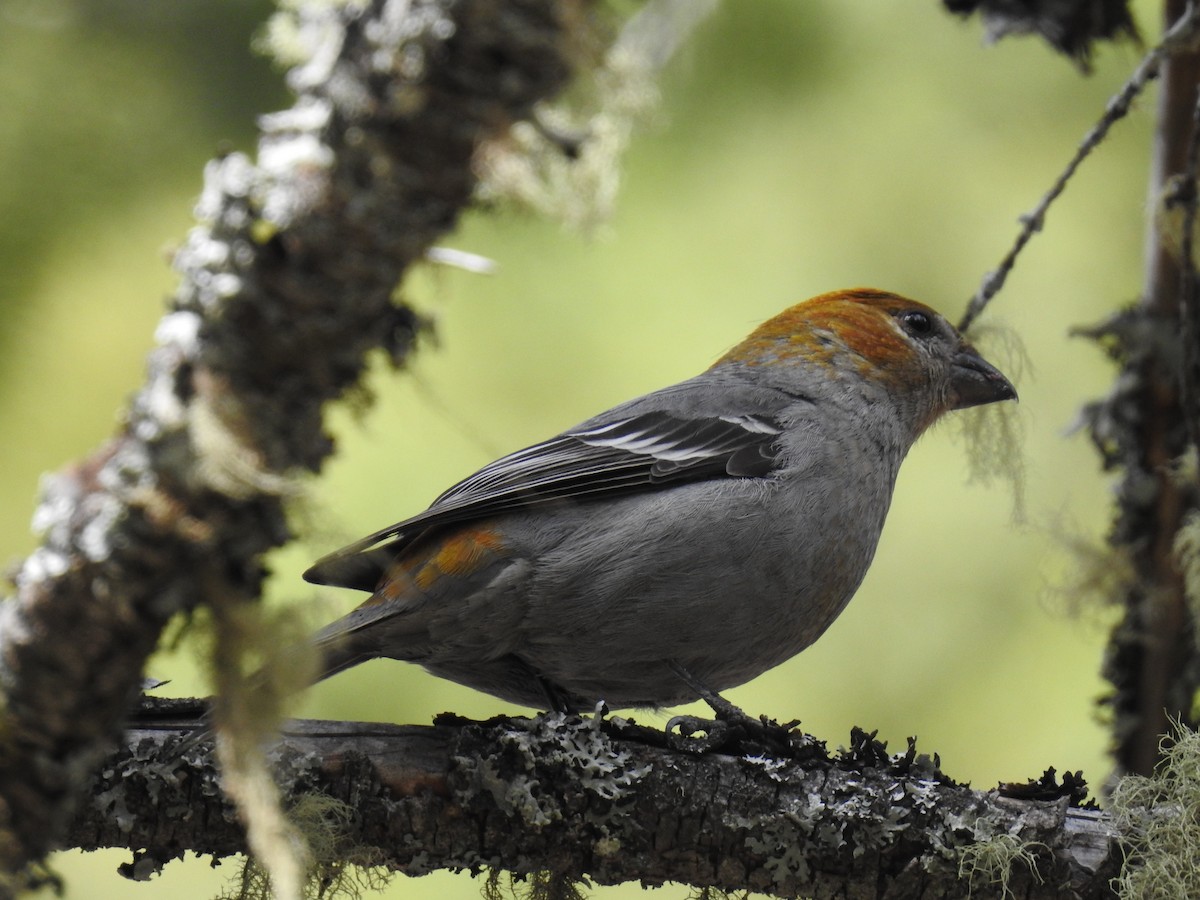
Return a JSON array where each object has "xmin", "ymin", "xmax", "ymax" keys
[{"xmin": 302, "ymin": 288, "xmax": 1016, "ymax": 712}]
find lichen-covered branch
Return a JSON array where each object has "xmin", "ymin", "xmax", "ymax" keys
[
  {"xmin": 1079, "ymin": 0, "xmax": 1200, "ymax": 778},
  {"xmin": 0, "ymin": 0, "xmax": 578, "ymax": 878},
  {"xmin": 942, "ymin": 0, "xmax": 1138, "ymax": 71},
  {"xmin": 70, "ymin": 713, "xmax": 1120, "ymax": 899}
]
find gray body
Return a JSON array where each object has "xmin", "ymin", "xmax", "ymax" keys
[
  {"xmin": 312, "ymin": 376, "xmax": 907, "ymax": 709},
  {"xmin": 304, "ymin": 291, "xmax": 1016, "ymax": 711}
]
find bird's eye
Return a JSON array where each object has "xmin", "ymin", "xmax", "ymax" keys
[{"xmin": 899, "ymin": 309, "xmax": 934, "ymax": 337}]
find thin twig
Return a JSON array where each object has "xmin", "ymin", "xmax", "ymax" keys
[{"xmin": 959, "ymin": 3, "xmax": 1200, "ymax": 333}]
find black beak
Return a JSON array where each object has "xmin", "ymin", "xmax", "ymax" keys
[{"xmin": 950, "ymin": 346, "xmax": 1017, "ymax": 410}]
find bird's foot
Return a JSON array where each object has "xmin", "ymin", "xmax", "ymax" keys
[
  {"xmin": 666, "ymin": 706, "xmax": 799, "ymax": 756},
  {"xmin": 664, "ymin": 662, "xmax": 799, "ymax": 755}
]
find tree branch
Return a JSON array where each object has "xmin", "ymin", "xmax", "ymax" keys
[
  {"xmin": 0, "ymin": 0, "xmax": 578, "ymax": 876},
  {"xmin": 1079, "ymin": 0, "xmax": 1200, "ymax": 777},
  {"xmin": 69, "ymin": 713, "xmax": 1120, "ymax": 899}
]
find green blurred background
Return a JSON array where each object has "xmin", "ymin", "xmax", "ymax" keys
[{"xmin": 1, "ymin": 0, "xmax": 1158, "ymax": 896}]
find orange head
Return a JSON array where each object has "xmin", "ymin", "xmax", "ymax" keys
[{"xmin": 714, "ymin": 288, "xmax": 1016, "ymax": 433}]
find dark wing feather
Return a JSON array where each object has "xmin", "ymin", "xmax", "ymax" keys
[{"xmin": 303, "ymin": 410, "xmax": 783, "ymax": 591}]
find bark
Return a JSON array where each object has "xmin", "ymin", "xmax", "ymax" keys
[
  {"xmin": 0, "ymin": 0, "xmax": 578, "ymax": 878},
  {"xmin": 69, "ymin": 711, "xmax": 1121, "ymax": 900},
  {"xmin": 1085, "ymin": 0, "xmax": 1200, "ymax": 777}
]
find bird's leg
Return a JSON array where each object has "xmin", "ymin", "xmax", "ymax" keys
[
  {"xmin": 667, "ymin": 660, "xmax": 751, "ymax": 720},
  {"xmin": 507, "ymin": 654, "xmax": 579, "ymax": 714},
  {"xmin": 489, "ymin": 653, "xmax": 573, "ymax": 714},
  {"xmin": 537, "ymin": 674, "xmax": 576, "ymax": 714},
  {"xmin": 665, "ymin": 661, "xmax": 798, "ymax": 755}
]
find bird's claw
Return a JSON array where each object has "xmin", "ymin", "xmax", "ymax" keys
[
  {"xmin": 662, "ymin": 661, "xmax": 799, "ymax": 754},
  {"xmin": 666, "ymin": 713, "xmax": 732, "ymax": 753},
  {"xmin": 665, "ymin": 706, "xmax": 799, "ymax": 755}
]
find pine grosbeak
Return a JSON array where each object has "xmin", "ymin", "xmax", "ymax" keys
[{"xmin": 304, "ymin": 288, "xmax": 1016, "ymax": 710}]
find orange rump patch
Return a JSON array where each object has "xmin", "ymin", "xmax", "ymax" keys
[
  {"xmin": 417, "ymin": 527, "xmax": 507, "ymax": 590},
  {"xmin": 370, "ymin": 526, "xmax": 508, "ymax": 605}
]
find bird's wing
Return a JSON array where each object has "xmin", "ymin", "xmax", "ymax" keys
[{"xmin": 303, "ymin": 408, "xmax": 785, "ymax": 590}]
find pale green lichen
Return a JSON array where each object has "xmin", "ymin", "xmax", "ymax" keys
[
  {"xmin": 743, "ymin": 813, "xmax": 814, "ymax": 884},
  {"xmin": 475, "ymin": 0, "xmax": 717, "ymax": 233},
  {"xmin": 217, "ymin": 795, "xmax": 394, "ymax": 900},
  {"xmin": 466, "ymin": 711, "xmax": 650, "ymax": 832},
  {"xmin": 1173, "ymin": 508, "xmax": 1200, "ymax": 651},
  {"xmin": 952, "ymin": 320, "xmax": 1030, "ymax": 525},
  {"xmin": 740, "ymin": 771, "xmax": 919, "ymax": 888},
  {"xmin": 483, "ymin": 869, "xmax": 587, "ymax": 900},
  {"xmin": 1111, "ymin": 725, "xmax": 1200, "ymax": 898},
  {"xmin": 199, "ymin": 595, "xmax": 324, "ymax": 900},
  {"xmin": 476, "ymin": 757, "xmax": 560, "ymax": 829},
  {"xmin": 955, "ymin": 833, "xmax": 1045, "ymax": 899},
  {"xmin": 1041, "ymin": 521, "xmax": 1135, "ymax": 620},
  {"xmin": 189, "ymin": 387, "xmax": 303, "ymax": 499}
]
